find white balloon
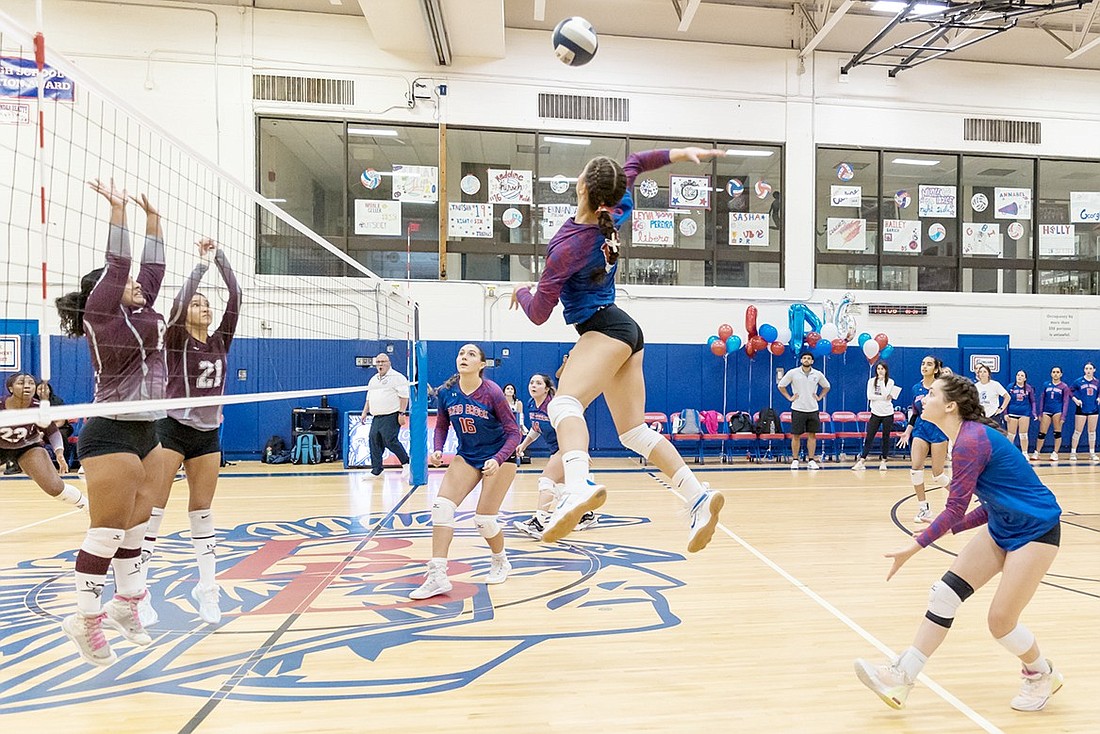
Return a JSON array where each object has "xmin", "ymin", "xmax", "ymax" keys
[
  {"xmin": 862, "ymin": 340, "xmax": 880, "ymax": 359},
  {"xmin": 820, "ymin": 323, "xmax": 840, "ymax": 341},
  {"xmin": 775, "ymin": 325, "xmax": 791, "ymax": 344}
]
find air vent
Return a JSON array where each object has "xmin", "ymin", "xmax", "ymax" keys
[
  {"xmin": 538, "ymin": 93, "xmax": 629, "ymax": 122},
  {"xmin": 253, "ymin": 74, "xmax": 354, "ymax": 105},
  {"xmin": 963, "ymin": 118, "xmax": 1041, "ymax": 145}
]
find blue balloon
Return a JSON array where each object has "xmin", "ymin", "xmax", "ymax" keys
[
  {"xmin": 813, "ymin": 340, "xmax": 832, "ymax": 357},
  {"xmin": 759, "ymin": 323, "xmax": 778, "ymax": 343},
  {"xmin": 858, "ymin": 332, "xmax": 872, "ymax": 346},
  {"xmin": 880, "ymin": 344, "xmax": 895, "ymax": 359},
  {"xmin": 726, "ymin": 335, "xmax": 742, "ymax": 352},
  {"xmin": 707, "ymin": 335, "xmax": 719, "ymax": 346},
  {"xmin": 788, "ymin": 303, "xmax": 824, "ymax": 350}
]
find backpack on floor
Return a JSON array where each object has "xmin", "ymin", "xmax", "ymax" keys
[
  {"xmin": 263, "ymin": 435, "xmax": 287, "ymax": 464},
  {"xmin": 727, "ymin": 411, "xmax": 754, "ymax": 434},
  {"xmin": 676, "ymin": 408, "xmax": 703, "ymax": 435},
  {"xmin": 755, "ymin": 407, "xmax": 781, "ymax": 435},
  {"xmin": 291, "ymin": 433, "xmax": 321, "ymax": 464}
]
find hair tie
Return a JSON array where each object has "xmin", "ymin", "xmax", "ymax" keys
[{"xmin": 596, "ymin": 205, "xmax": 614, "ymax": 214}]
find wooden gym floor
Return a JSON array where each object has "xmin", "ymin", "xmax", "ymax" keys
[{"xmin": 0, "ymin": 458, "xmax": 1096, "ymax": 733}]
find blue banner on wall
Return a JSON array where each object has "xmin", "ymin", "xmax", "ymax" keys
[{"xmin": 0, "ymin": 57, "xmax": 75, "ymax": 101}]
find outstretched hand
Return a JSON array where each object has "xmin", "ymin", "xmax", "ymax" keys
[
  {"xmin": 129, "ymin": 193, "xmax": 160, "ymax": 218},
  {"xmin": 510, "ymin": 284, "xmax": 532, "ymax": 311},
  {"xmin": 884, "ymin": 540, "xmax": 921, "ymax": 581},
  {"xmin": 88, "ymin": 178, "xmax": 127, "ymax": 207},
  {"xmin": 197, "ymin": 237, "xmax": 217, "ymax": 264}
]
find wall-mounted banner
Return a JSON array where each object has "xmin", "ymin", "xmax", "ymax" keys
[
  {"xmin": 918, "ymin": 185, "xmax": 957, "ymax": 218},
  {"xmin": 826, "ymin": 217, "xmax": 867, "ymax": 251},
  {"xmin": 487, "ymin": 169, "xmax": 533, "ymax": 205},
  {"xmin": 994, "ymin": 187, "xmax": 1032, "ymax": 219},
  {"xmin": 539, "ymin": 203, "xmax": 576, "ymax": 241},
  {"xmin": 447, "ymin": 203, "xmax": 493, "ymax": 238},
  {"xmin": 962, "ymin": 222, "xmax": 1002, "ymax": 256},
  {"xmin": 669, "ymin": 175, "xmax": 711, "ymax": 209},
  {"xmin": 728, "ymin": 212, "xmax": 769, "ymax": 246},
  {"xmin": 392, "ymin": 164, "xmax": 438, "ymax": 203},
  {"xmin": 0, "ymin": 57, "xmax": 75, "ymax": 101},
  {"xmin": 883, "ymin": 219, "xmax": 921, "ymax": 253},
  {"xmin": 1038, "ymin": 223, "xmax": 1075, "ymax": 256},
  {"xmin": 632, "ymin": 210, "xmax": 676, "ymax": 246},
  {"xmin": 354, "ymin": 200, "xmax": 402, "ymax": 236},
  {"xmin": 830, "ymin": 185, "xmax": 861, "ymax": 208},
  {"xmin": 1070, "ymin": 191, "xmax": 1100, "ymax": 223}
]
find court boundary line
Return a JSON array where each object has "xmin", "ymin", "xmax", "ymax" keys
[
  {"xmin": 654, "ymin": 473, "xmax": 1006, "ymax": 734},
  {"xmin": 0, "ymin": 510, "xmax": 82, "ymax": 537}
]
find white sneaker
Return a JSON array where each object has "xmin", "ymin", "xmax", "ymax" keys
[
  {"xmin": 1051, "ymin": 452, "xmax": 1059, "ymax": 462},
  {"xmin": 409, "ymin": 561, "xmax": 452, "ymax": 600},
  {"xmin": 914, "ymin": 504, "xmax": 933, "ymax": 524},
  {"xmin": 485, "ymin": 553, "xmax": 511, "ymax": 584},
  {"xmin": 854, "ymin": 658, "xmax": 914, "ymax": 710},
  {"xmin": 807, "ymin": 459, "xmax": 820, "ymax": 470},
  {"xmin": 851, "ymin": 458, "xmax": 866, "ymax": 472},
  {"xmin": 574, "ymin": 511, "xmax": 599, "ymax": 531},
  {"xmin": 1010, "ymin": 660, "xmax": 1064, "ymax": 711},
  {"xmin": 687, "ymin": 488, "xmax": 725, "ymax": 553},
  {"xmin": 137, "ymin": 590, "xmax": 159, "ymax": 627},
  {"xmin": 1092, "ymin": 454, "xmax": 1099, "ymax": 463},
  {"xmin": 512, "ymin": 516, "xmax": 545, "ymax": 540},
  {"xmin": 191, "ymin": 584, "xmax": 222, "ymax": 625},
  {"xmin": 790, "ymin": 460, "xmax": 800, "ymax": 470},
  {"xmin": 541, "ymin": 484, "xmax": 607, "ymax": 544},
  {"xmin": 1069, "ymin": 453, "xmax": 1078, "ymax": 462},
  {"xmin": 1031, "ymin": 451, "xmax": 1039, "ymax": 461},
  {"xmin": 929, "ymin": 472, "xmax": 951, "ymax": 489},
  {"xmin": 102, "ymin": 592, "xmax": 153, "ymax": 645},
  {"xmin": 879, "ymin": 460, "xmax": 889, "ymax": 472},
  {"xmin": 62, "ymin": 613, "xmax": 116, "ymax": 666}
]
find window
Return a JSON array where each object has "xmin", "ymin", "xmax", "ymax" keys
[
  {"xmin": 816, "ymin": 149, "xmax": 880, "ymax": 289},
  {"xmin": 960, "ymin": 155, "xmax": 1034, "ymax": 294}
]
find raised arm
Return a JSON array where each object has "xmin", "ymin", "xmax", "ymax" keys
[
  {"xmin": 213, "ymin": 246, "xmax": 242, "ymax": 347},
  {"xmin": 84, "ymin": 179, "xmax": 131, "ymax": 321},
  {"xmin": 168, "ymin": 241, "xmax": 211, "ymax": 328},
  {"xmin": 130, "ymin": 193, "xmax": 166, "ymax": 305}
]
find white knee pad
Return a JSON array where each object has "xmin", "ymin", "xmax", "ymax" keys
[
  {"xmin": 925, "ymin": 571, "xmax": 974, "ymax": 628},
  {"xmin": 82, "ymin": 526, "xmax": 126, "ymax": 559},
  {"xmin": 910, "ymin": 469, "xmax": 925, "ymax": 487},
  {"xmin": 1090, "ymin": 432, "xmax": 1096, "ymax": 444},
  {"xmin": 996, "ymin": 623, "xmax": 1035, "ymax": 656},
  {"xmin": 473, "ymin": 513, "xmax": 501, "ymax": 539},
  {"xmin": 430, "ymin": 497, "xmax": 457, "ymax": 528},
  {"xmin": 619, "ymin": 423, "xmax": 663, "ymax": 460},
  {"xmin": 547, "ymin": 395, "xmax": 584, "ymax": 429}
]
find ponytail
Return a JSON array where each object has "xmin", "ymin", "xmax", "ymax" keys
[
  {"xmin": 56, "ymin": 268, "xmax": 104, "ymax": 338},
  {"xmin": 938, "ymin": 373, "xmax": 1005, "ymax": 434}
]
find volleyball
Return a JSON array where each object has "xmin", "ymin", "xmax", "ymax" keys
[{"xmin": 552, "ymin": 16, "xmax": 598, "ymax": 66}]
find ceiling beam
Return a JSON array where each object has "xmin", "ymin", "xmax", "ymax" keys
[
  {"xmin": 800, "ymin": 0, "xmax": 854, "ymax": 57},
  {"xmin": 1074, "ymin": 0, "xmax": 1100, "ymax": 48},
  {"xmin": 677, "ymin": 0, "xmax": 702, "ymax": 32},
  {"xmin": 1066, "ymin": 32, "xmax": 1100, "ymax": 58}
]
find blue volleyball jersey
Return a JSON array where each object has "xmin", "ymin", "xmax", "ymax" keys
[
  {"xmin": 515, "ymin": 150, "xmax": 670, "ymax": 326},
  {"xmin": 1006, "ymin": 384, "xmax": 1037, "ymax": 417},
  {"xmin": 1039, "ymin": 381, "xmax": 1071, "ymax": 419},
  {"xmin": 525, "ymin": 395, "xmax": 558, "ymax": 453},
  {"xmin": 909, "ymin": 380, "xmax": 948, "ymax": 443},
  {"xmin": 917, "ymin": 422, "xmax": 1061, "ymax": 551},
  {"xmin": 434, "ymin": 378, "xmax": 521, "ymax": 467},
  {"xmin": 1071, "ymin": 377, "xmax": 1100, "ymax": 413}
]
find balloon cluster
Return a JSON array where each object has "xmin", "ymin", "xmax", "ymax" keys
[
  {"xmin": 858, "ymin": 332, "xmax": 894, "ymax": 363},
  {"xmin": 788, "ymin": 294, "xmax": 861, "ymax": 357},
  {"xmin": 706, "ymin": 305, "xmax": 790, "ymax": 359}
]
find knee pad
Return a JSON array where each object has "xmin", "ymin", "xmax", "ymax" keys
[
  {"xmin": 996, "ymin": 622, "xmax": 1035, "ymax": 656},
  {"xmin": 473, "ymin": 513, "xmax": 501, "ymax": 539},
  {"xmin": 430, "ymin": 497, "xmax": 457, "ymax": 528},
  {"xmin": 619, "ymin": 423, "xmax": 663, "ymax": 460},
  {"xmin": 925, "ymin": 571, "xmax": 975, "ymax": 628},
  {"xmin": 537, "ymin": 476, "xmax": 557, "ymax": 493},
  {"xmin": 1037, "ymin": 432, "xmax": 1046, "ymax": 440},
  {"xmin": 1054, "ymin": 431, "xmax": 1062, "ymax": 440},
  {"xmin": 1089, "ymin": 432, "xmax": 1096, "ymax": 443},
  {"xmin": 547, "ymin": 395, "xmax": 584, "ymax": 429},
  {"xmin": 82, "ymin": 526, "xmax": 126, "ymax": 559},
  {"xmin": 910, "ymin": 469, "xmax": 925, "ymax": 487}
]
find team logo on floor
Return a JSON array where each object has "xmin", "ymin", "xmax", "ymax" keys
[{"xmin": 0, "ymin": 513, "xmax": 685, "ymax": 710}]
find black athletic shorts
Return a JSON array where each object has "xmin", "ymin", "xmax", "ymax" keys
[
  {"xmin": 790, "ymin": 409, "xmax": 821, "ymax": 435},
  {"xmin": 156, "ymin": 417, "xmax": 221, "ymax": 460},
  {"xmin": 0, "ymin": 443, "xmax": 40, "ymax": 465},
  {"xmin": 1031, "ymin": 522, "xmax": 1061, "ymax": 547},
  {"xmin": 1076, "ymin": 410, "xmax": 1098, "ymax": 417},
  {"xmin": 77, "ymin": 417, "xmax": 159, "ymax": 460},
  {"xmin": 575, "ymin": 304, "xmax": 645, "ymax": 354}
]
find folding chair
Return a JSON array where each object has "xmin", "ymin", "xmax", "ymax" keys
[{"xmin": 725, "ymin": 411, "xmax": 759, "ymax": 462}]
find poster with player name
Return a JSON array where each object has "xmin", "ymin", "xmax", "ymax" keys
[
  {"xmin": 632, "ymin": 210, "xmax": 676, "ymax": 246},
  {"xmin": 918, "ymin": 185, "xmax": 957, "ymax": 218},
  {"xmin": 883, "ymin": 219, "xmax": 921, "ymax": 253},
  {"xmin": 669, "ymin": 175, "xmax": 711, "ymax": 209},
  {"xmin": 1038, "ymin": 224, "xmax": 1075, "ymax": 256},
  {"xmin": 539, "ymin": 203, "xmax": 576, "ymax": 242},
  {"xmin": 354, "ymin": 200, "xmax": 402, "ymax": 236},
  {"xmin": 826, "ymin": 217, "xmax": 867, "ymax": 251},
  {"xmin": 962, "ymin": 222, "xmax": 1002, "ymax": 256},
  {"xmin": 488, "ymin": 169, "xmax": 533, "ymax": 205},
  {"xmin": 447, "ymin": 203, "xmax": 493, "ymax": 238},
  {"xmin": 994, "ymin": 187, "xmax": 1031, "ymax": 219},
  {"xmin": 1070, "ymin": 191, "xmax": 1100, "ymax": 223},
  {"xmin": 391, "ymin": 164, "xmax": 438, "ymax": 203},
  {"xmin": 830, "ymin": 185, "xmax": 862, "ymax": 208},
  {"xmin": 728, "ymin": 212, "xmax": 770, "ymax": 246}
]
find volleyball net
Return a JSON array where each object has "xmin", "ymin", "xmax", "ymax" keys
[{"xmin": 0, "ymin": 8, "xmax": 425, "ymax": 469}]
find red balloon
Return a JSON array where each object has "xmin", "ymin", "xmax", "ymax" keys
[
  {"xmin": 831, "ymin": 338, "xmax": 847, "ymax": 355},
  {"xmin": 745, "ymin": 305, "xmax": 758, "ymax": 338},
  {"xmin": 710, "ymin": 341, "xmax": 727, "ymax": 356},
  {"xmin": 874, "ymin": 332, "xmax": 889, "ymax": 349},
  {"xmin": 745, "ymin": 343, "xmax": 758, "ymax": 359},
  {"xmin": 806, "ymin": 331, "xmax": 821, "ymax": 348},
  {"xmin": 768, "ymin": 341, "xmax": 785, "ymax": 356},
  {"xmin": 749, "ymin": 335, "xmax": 767, "ymax": 352},
  {"xmin": 717, "ymin": 323, "xmax": 733, "ymax": 340}
]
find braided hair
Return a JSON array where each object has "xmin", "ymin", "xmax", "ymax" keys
[
  {"xmin": 581, "ymin": 156, "xmax": 626, "ymax": 271},
  {"xmin": 55, "ymin": 268, "xmax": 104, "ymax": 338},
  {"xmin": 937, "ymin": 373, "xmax": 1005, "ymax": 434}
]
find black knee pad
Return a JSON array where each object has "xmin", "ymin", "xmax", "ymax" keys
[
  {"xmin": 1037, "ymin": 432, "xmax": 1047, "ymax": 440},
  {"xmin": 924, "ymin": 571, "xmax": 975, "ymax": 629},
  {"xmin": 1054, "ymin": 431, "xmax": 1062, "ymax": 440}
]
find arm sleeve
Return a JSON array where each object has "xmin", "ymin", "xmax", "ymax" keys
[
  {"xmin": 515, "ymin": 243, "xmax": 576, "ymax": 325},
  {"xmin": 489, "ymin": 391, "xmax": 523, "ymax": 465},
  {"xmin": 395, "ymin": 375, "xmax": 410, "ymax": 400},
  {"xmin": 214, "ymin": 249, "xmax": 242, "ymax": 348},
  {"xmin": 818, "ymin": 372, "xmax": 831, "ymax": 390},
  {"xmin": 433, "ymin": 392, "xmax": 450, "ymax": 452},
  {"xmin": 1037, "ymin": 387, "xmax": 1046, "ymax": 415},
  {"xmin": 85, "ymin": 225, "xmax": 132, "ymax": 324},
  {"xmin": 1059, "ymin": 385, "xmax": 1071, "ymax": 420},
  {"xmin": 622, "ymin": 150, "xmax": 672, "ymax": 189},
  {"xmin": 916, "ymin": 424, "xmax": 988, "ymax": 547},
  {"xmin": 777, "ymin": 372, "xmax": 793, "ymax": 388},
  {"xmin": 1028, "ymin": 386, "xmax": 1038, "ymax": 416},
  {"xmin": 137, "ymin": 235, "xmax": 167, "ymax": 305},
  {"xmin": 168, "ymin": 263, "xmax": 209, "ymax": 328},
  {"xmin": 866, "ymin": 379, "xmax": 877, "ymax": 403},
  {"xmin": 949, "ymin": 504, "xmax": 989, "ymax": 536}
]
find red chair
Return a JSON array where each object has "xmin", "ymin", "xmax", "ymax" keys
[
  {"xmin": 816, "ymin": 412, "xmax": 837, "ymax": 461},
  {"xmin": 755, "ymin": 410, "xmax": 788, "ymax": 461},
  {"xmin": 831, "ymin": 411, "xmax": 863, "ymax": 458},
  {"xmin": 669, "ymin": 411, "xmax": 702, "ymax": 463},
  {"xmin": 891, "ymin": 411, "xmax": 909, "ymax": 458},
  {"xmin": 671, "ymin": 410, "xmax": 727, "ymax": 464}
]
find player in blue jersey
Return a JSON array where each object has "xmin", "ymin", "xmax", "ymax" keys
[
  {"xmin": 1068, "ymin": 362, "xmax": 1099, "ymax": 462},
  {"xmin": 1034, "ymin": 366, "xmax": 1071, "ymax": 462},
  {"xmin": 856, "ymin": 373, "xmax": 1063, "ymax": 713},
  {"xmin": 1005, "ymin": 370, "xmax": 1038, "ymax": 459},
  {"xmin": 895, "ymin": 356, "xmax": 950, "ymax": 524},
  {"xmin": 409, "ymin": 344, "xmax": 522, "ymax": 600},
  {"xmin": 511, "ymin": 147, "xmax": 725, "ymax": 551}
]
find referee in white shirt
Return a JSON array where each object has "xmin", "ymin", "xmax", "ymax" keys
[
  {"xmin": 777, "ymin": 351, "xmax": 831, "ymax": 470},
  {"xmin": 359, "ymin": 353, "xmax": 410, "ymax": 476}
]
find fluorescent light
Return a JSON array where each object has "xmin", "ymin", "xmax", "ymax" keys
[
  {"xmin": 543, "ymin": 136, "xmax": 591, "ymax": 146},
  {"xmin": 871, "ymin": 1, "xmax": 948, "ymax": 15},
  {"xmin": 348, "ymin": 128, "xmax": 399, "ymax": 137},
  {"xmin": 266, "ymin": 198, "xmax": 287, "ymax": 203},
  {"xmin": 329, "ymin": 0, "xmax": 342, "ymax": 4},
  {"xmin": 892, "ymin": 157, "xmax": 940, "ymax": 166},
  {"xmin": 724, "ymin": 148, "xmax": 775, "ymax": 157}
]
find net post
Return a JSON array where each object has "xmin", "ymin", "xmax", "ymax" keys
[{"xmin": 409, "ymin": 339, "xmax": 428, "ymax": 486}]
